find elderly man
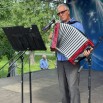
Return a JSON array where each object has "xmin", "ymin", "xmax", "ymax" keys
[
  {"xmin": 40, "ymin": 54, "xmax": 49, "ymax": 70},
  {"xmin": 49, "ymin": 3, "xmax": 92, "ymax": 103}
]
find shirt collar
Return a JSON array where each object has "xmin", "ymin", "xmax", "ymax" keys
[{"xmin": 67, "ymin": 18, "xmax": 75, "ymax": 24}]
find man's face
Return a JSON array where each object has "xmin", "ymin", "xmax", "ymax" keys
[{"xmin": 57, "ymin": 6, "xmax": 70, "ymax": 23}]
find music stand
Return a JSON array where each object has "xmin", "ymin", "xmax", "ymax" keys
[{"xmin": 2, "ymin": 25, "xmax": 46, "ymax": 103}]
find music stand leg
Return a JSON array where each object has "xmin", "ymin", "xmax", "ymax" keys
[
  {"xmin": 87, "ymin": 57, "xmax": 92, "ymax": 103},
  {"xmin": 29, "ymin": 55, "xmax": 32, "ymax": 103},
  {"xmin": 20, "ymin": 54, "xmax": 24, "ymax": 103},
  {"xmin": 29, "ymin": 71, "xmax": 32, "ymax": 103}
]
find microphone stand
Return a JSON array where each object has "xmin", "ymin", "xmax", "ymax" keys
[
  {"xmin": 78, "ymin": 60, "xmax": 87, "ymax": 86},
  {"xmin": 78, "ymin": 36, "xmax": 103, "ymax": 103},
  {"xmin": 87, "ymin": 54, "xmax": 92, "ymax": 103},
  {"xmin": 78, "ymin": 37, "xmax": 103, "ymax": 103},
  {"xmin": 87, "ymin": 37, "xmax": 103, "ymax": 103}
]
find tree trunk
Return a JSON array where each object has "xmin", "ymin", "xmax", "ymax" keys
[{"xmin": 29, "ymin": 51, "xmax": 35, "ymax": 65}]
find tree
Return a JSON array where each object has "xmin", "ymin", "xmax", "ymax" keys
[{"xmin": 0, "ymin": 0, "xmax": 57, "ymax": 75}]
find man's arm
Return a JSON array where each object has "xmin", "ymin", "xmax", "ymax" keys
[
  {"xmin": 48, "ymin": 32, "xmax": 53, "ymax": 39},
  {"xmin": 40, "ymin": 60, "xmax": 43, "ymax": 69}
]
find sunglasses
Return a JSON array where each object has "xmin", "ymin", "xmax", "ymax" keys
[{"xmin": 57, "ymin": 10, "xmax": 67, "ymax": 16}]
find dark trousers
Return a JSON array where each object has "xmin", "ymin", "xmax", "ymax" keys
[{"xmin": 57, "ymin": 61, "xmax": 80, "ymax": 103}]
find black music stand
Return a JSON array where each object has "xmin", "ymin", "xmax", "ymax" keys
[{"xmin": 2, "ymin": 25, "xmax": 46, "ymax": 103}]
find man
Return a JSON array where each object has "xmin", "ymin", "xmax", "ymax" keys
[
  {"xmin": 49, "ymin": 4, "xmax": 92, "ymax": 103},
  {"xmin": 40, "ymin": 54, "xmax": 49, "ymax": 70}
]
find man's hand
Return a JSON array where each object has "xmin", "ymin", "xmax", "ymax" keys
[
  {"xmin": 48, "ymin": 32, "xmax": 53, "ymax": 39},
  {"xmin": 83, "ymin": 50, "xmax": 91, "ymax": 57},
  {"xmin": 83, "ymin": 48, "xmax": 93, "ymax": 57}
]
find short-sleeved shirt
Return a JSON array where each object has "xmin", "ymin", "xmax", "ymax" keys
[{"xmin": 40, "ymin": 59, "xmax": 48, "ymax": 69}]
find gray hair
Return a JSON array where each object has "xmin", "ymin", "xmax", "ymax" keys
[
  {"xmin": 57, "ymin": 4, "xmax": 70, "ymax": 11},
  {"xmin": 42, "ymin": 54, "xmax": 46, "ymax": 58}
]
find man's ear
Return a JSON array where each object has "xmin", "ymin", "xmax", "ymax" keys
[{"xmin": 67, "ymin": 9, "xmax": 70, "ymax": 15}]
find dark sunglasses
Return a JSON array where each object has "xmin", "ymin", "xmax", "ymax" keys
[{"xmin": 57, "ymin": 10, "xmax": 67, "ymax": 16}]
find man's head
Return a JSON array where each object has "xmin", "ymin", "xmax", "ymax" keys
[
  {"xmin": 42, "ymin": 54, "xmax": 46, "ymax": 60},
  {"xmin": 57, "ymin": 4, "xmax": 70, "ymax": 23}
]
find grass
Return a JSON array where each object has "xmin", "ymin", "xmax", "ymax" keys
[
  {"xmin": 17, "ymin": 54, "xmax": 56, "ymax": 73},
  {"xmin": 0, "ymin": 44, "xmax": 56, "ymax": 78},
  {"xmin": 0, "ymin": 52, "xmax": 56, "ymax": 78}
]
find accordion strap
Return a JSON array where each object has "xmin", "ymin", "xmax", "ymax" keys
[{"xmin": 68, "ymin": 21, "xmax": 79, "ymax": 24}]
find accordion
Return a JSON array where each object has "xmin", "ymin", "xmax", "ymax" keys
[{"xmin": 50, "ymin": 23, "xmax": 94, "ymax": 64}]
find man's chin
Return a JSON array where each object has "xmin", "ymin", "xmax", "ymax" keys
[
  {"xmin": 61, "ymin": 19, "xmax": 67, "ymax": 23},
  {"xmin": 61, "ymin": 20, "xmax": 65, "ymax": 23}
]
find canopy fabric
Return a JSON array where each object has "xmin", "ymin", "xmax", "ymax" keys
[{"xmin": 67, "ymin": 0, "xmax": 103, "ymax": 70}]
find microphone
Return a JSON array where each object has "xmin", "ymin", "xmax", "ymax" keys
[{"xmin": 42, "ymin": 19, "xmax": 55, "ymax": 31}]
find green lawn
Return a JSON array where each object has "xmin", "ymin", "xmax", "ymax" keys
[{"xmin": 0, "ymin": 52, "xmax": 56, "ymax": 78}]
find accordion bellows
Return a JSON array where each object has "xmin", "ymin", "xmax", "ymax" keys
[{"xmin": 50, "ymin": 23, "xmax": 94, "ymax": 64}]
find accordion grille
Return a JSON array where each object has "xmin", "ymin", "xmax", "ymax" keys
[{"xmin": 57, "ymin": 23, "xmax": 87, "ymax": 59}]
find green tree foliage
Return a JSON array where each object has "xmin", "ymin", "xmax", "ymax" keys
[
  {"xmin": 10, "ymin": 0, "xmax": 57, "ymax": 41},
  {"xmin": 0, "ymin": 0, "xmax": 58, "ymax": 76},
  {"xmin": 0, "ymin": 0, "xmax": 13, "ymax": 21},
  {"xmin": 0, "ymin": 0, "xmax": 57, "ymax": 59},
  {"xmin": 0, "ymin": 0, "xmax": 15, "ymax": 60}
]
